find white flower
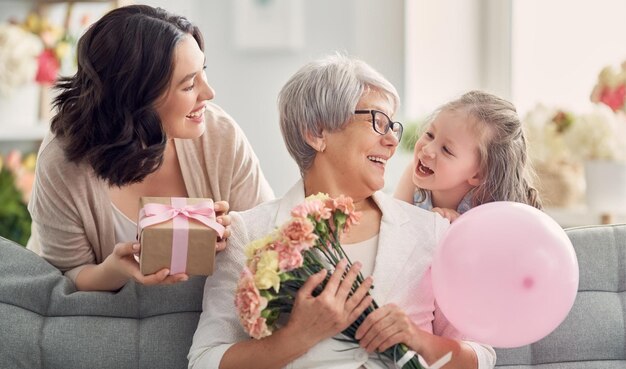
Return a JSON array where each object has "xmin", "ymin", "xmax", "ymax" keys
[
  {"xmin": 563, "ymin": 103, "xmax": 626, "ymax": 163},
  {"xmin": 0, "ymin": 23, "xmax": 43, "ymax": 96},
  {"xmin": 523, "ymin": 104, "xmax": 574, "ymax": 165}
]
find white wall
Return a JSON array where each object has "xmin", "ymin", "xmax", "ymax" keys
[
  {"xmin": 511, "ymin": 0, "xmax": 626, "ymax": 114},
  {"xmin": 404, "ymin": 0, "xmax": 484, "ymax": 118}
]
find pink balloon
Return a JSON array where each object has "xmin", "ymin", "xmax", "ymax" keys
[{"xmin": 431, "ymin": 201, "xmax": 579, "ymax": 348}]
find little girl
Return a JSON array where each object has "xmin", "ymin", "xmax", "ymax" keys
[{"xmin": 395, "ymin": 90, "xmax": 542, "ymax": 222}]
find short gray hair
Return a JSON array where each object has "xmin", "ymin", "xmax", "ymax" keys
[{"xmin": 278, "ymin": 54, "xmax": 400, "ymax": 174}]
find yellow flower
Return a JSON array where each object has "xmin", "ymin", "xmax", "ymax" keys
[
  {"xmin": 305, "ymin": 192, "xmax": 330, "ymax": 202},
  {"xmin": 254, "ymin": 251, "xmax": 280, "ymax": 291},
  {"xmin": 23, "ymin": 13, "xmax": 42, "ymax": 34},
  {"xmin": 54, "ymin": 41, "xmax": 70, "ymax": 60},
  {"xmin": 22, "ymin": 153, "xmax": 36, "ymax": 171},
  {"xmin": 245, "ymin": 232, "xmax": 278, "ymax": 259}
]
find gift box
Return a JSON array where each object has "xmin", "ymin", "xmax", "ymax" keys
[{"xmin": 138, "ymin": 197, "xmax": 225, "ymax": 276}]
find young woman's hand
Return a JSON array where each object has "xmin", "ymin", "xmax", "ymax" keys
[
  {"xmin": 355, "ymin": 303, "xmax": 424, "ymax": 354},
  {"xmin": 284, "ymin": 259, "xmax": 374, "ymax": 348},
  {"xmin": 105, "ymin": 242, "xmax": 189, "ymax": 285},
  {"xmin": 214, "ymin": 201, "xmax": 231, "ymax": 252},
  {"xmin": 432, "ymin": 207, "xmax": 461, "ymax": 222}
]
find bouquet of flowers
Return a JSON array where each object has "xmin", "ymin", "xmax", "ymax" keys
[
  {"xmin": 235, "ymin": 193, "xmax": 430, "ymax": 368},
  {"xmin": 21, "ymin": 12, "xmax": 73, "ymax": 85},
  {"xmin": 0, "ymin": 12, "xmax": 73, "ymax": 96}
]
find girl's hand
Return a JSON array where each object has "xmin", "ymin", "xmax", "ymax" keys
[
  {"xmin": 432, "ymin": 207, "xmax": 460, "ymax": 222},
  {"xmin": 355, "ymin": 303, "xmax": 424, "ymax": 354},
  {"xmin": 214, "ymin": 201, "xmax": 231, "ymax": 252},
  {"xmin": 285, "ymin": 259, "xmax": 374, "ymax": 348},
  {"xmin": 105, "ymin": 242, "xmax": 188, "ymax": 285}
]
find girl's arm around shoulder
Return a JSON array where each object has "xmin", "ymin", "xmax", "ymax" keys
[{"xmin": 394, "ymin": 161, "xmax": 416, "ymax": 203}]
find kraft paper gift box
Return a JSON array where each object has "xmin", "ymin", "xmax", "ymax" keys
[{"xmin": 138, "ymin": 197, "xmax": 225, "ymax": 276}]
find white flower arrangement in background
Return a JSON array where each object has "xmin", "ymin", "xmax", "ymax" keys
[
  {"xmin": 524, "ymin": 103, "xmax": 626, "ymax": 165},
  {"xmin": 524, "ymin": 61, "xmax": 626, "ymax": 208},
  {"xmin": 0, "ymin": 23, "xmax": 42, "ymax": 96},
  {"xmin": 524, "ymin": 104, "xmax": 576, "ymax": 165},
  {"xmin": 563, "ymin": 103, "xmax": 626, "ymax": 163}
]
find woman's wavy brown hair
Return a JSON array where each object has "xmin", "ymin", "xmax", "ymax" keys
[{"xmin": 50, "ymin": 5, "xmax": 204, "ymax": 186}]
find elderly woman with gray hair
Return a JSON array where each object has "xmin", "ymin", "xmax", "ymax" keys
[{"xmin": 188, "ymin": 55, "xmax": 496, "ymax": 369}]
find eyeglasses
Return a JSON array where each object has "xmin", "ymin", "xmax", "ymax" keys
[{"xmin": 354, "ymin": 109, "xmax": 403, "ymax": 141}]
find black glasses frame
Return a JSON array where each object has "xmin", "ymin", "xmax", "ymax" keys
[{"xmin": 354, "ymin": 109, "xmax": 403, "ymax": 141}]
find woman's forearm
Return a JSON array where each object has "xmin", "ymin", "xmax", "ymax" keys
[{"xmin": 74, "ymin": 262, "xmax": 128, "ymax": 291}]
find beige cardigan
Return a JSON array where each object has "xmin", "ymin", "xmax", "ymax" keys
[{"xmin": 28, "ymin": 102, "xmax": 274, "ymax": 281}]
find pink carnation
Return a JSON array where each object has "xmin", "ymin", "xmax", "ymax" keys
[
  {"xmin": 291, "ymin": 199, "xmax": 332, "ymax": 221},
  {"xmin": 247, "ymin": 316, "xmax": 272, "ymax": 339},
  {"xmin": 280, "ymin": 217, "xmax": 317, "ymax": 251},
  {"xmin": 235, "ymin": 269, "xmax": 268, "ymax": 328},
  {"xmin": 5, "ymin": 150, "xmax": 22, "ymax": 173},
  {"xmin": 326, "ymin": 195, "xmax": 362, "ymax": 232},
  {"xmin": 274, "ymin": 241, "xmax": 304, "ymax": 271}
]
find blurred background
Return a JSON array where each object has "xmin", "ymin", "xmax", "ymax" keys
[{"xmin": 1, "ymin": 0, "xmax": 626, "ymax": 245}]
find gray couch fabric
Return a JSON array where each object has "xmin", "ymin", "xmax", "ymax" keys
[
  {"xmin": 0, "ymin": 237, "xmax": 205, "ymax": 369},
  {"xmin": 1, "ymin": 224, "xmax": 625, "ymax": 368},
  {"xmin": 495, "ymin": 224, "xmax": 626, "ymax": 368}
]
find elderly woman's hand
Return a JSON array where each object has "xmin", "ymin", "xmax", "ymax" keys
[
  {"xmin": 284, "ymin": 259, "xmax": 374, "ymax": 348},
  {"xmin": 355, "ymin": 303, "xmax": 424, "ymax": 354},
  {"xmin": 214, "ymin": 201, "xmax": 231, "ymax": 252}
]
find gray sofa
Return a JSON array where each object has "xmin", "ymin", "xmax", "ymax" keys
[
  {"xmin": 494, "ymin": 224, "xmax": 626, "ymax": 368},
  {"xmin": 0, "ymin": 224, "xmax": 625, "ymax": 369},
  {"xmin": 0, "ymin": 238, "xmax": 206, "ymax": 369}
]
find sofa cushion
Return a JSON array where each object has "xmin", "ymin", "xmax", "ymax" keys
[
  {"xmin": 0, "ymin": 236, "xmax": 205, "ymax": 369},
  {"xmin": 495, "ymin": 224, "xmax": 626, "ymax": 368}
]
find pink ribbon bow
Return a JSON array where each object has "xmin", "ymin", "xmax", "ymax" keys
[{"xmin": 138, "ymin": 198, "xmax": 225, "ymax": 274}]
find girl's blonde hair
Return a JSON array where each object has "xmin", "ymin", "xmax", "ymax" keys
[{"xmin": 418, "ymin": 90, "xmax": 542, "ymax": 209}]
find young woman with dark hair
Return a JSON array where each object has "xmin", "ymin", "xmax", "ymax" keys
[{"xmin": 28, "ymin": 5, "xmax": 274, "ymax": 292}]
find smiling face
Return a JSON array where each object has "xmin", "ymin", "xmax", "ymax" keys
[
  {"xmin": 314, "ymin": 89, "xmax": 399, "ymax": 199},
  {"xmin": 412, "ymin": 109, "xmax": 484, "ymax": 205},
  {"xmin": 154, "ymin": 34, "xmax": 214, "ymax": 139}
]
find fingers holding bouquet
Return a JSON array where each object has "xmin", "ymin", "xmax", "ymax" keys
[
  {"xmin": 235, "ymin": 193, "xmax": 430, "ymax": 368},
  {"xmin": 355, "ymin": 304, "xmax": 420, "ymax": 354},
  {"xmin": 289, "ymin": 259, "xmax": 373, "ymax": 343},
  {"xmin": 338, "ymin": 263, "xmax": 374, "ymax": 322}
]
